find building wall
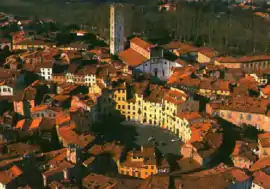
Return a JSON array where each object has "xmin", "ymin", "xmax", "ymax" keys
[
  {"xmin": 214, "ymin": 60, "xmax": 270, "ymax": 73},
  {"xmin": 218, "ymin": 109, "xmax": 270, "ymax": 131},
  {"xmin": 13, "ymin": 44, "xmax": 49, "ymax": 51},
  {"xmin": 52, "ymin": 75, "xmax": 66, "ymax": 84},
  {"xmin": 109, "ymin": 88, "xmax": 193, "ymax": 143},
  {"xmin": 197, "ymin": 52, "xmax": 211, "ymax": 64},
  {"xmin": 40, "ymin": 68, "xmax": 52, "ymax": 80},
  {"xmin": 84, "ymin": 74, "xmax": 96, "ymax": 86},
  {"xmin": 13, "ymin": 100, "xmax": 35, "ymax": 117},
  {"xmin": 251, "ymin": 182, "xmax": 264, "ymax": 189},
  {"xmin": 65, "ymin": 73, "xmax": 96, "ymax": 86},
  {"xmin": 206, "ymin": 105, "xmax": 270, "ymax": 132},
  {"xmin": 0, "ymin": 86, "xmax": 13, "ymax": 96},
  {"xmin": 181, "ymin": 143, "xmax": 204, "ymax": 165},
  {"xmin": 214, "ymin": 61, "xmax": 242, "ymax": 69},
  {"xmin": 117, "ymin": 160, "xmax": 158, "ymax": 179},
  {"xmin": 31, "ymin": 109, "xmax": 58, "ymax": 119},
  {"xmin": 135, "ymin": 58, "xmax": 182, "ymax": 80},
  {"xmin": 199, "ymin": 89, "xmax": 230, "ymax": 97}
]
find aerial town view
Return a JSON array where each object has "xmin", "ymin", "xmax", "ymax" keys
[{"xmin": 0, "ymin": 0, "xmax": 269, "ymax": 188}]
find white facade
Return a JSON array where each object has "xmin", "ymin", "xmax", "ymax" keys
[
  {"xmin": 40, "ymin": 68, "xmax": 52, "ymax": 80},
  {"xmin": 66, "ymin": 73, "xmax": 74, "ymax": 83},
  {"xmin": 251, "ymin": 182, "xmax": 264, "ymax": 189},
  {"xmin": 0, "ymin": 85, "xmax": 13, "ymax": 96},
  {"xmin": 110, "ymin": 4, "xmax": 124, "ymax": 55},
  {"xmin": 84, "ymin": 74, "xmax": 96, "ymax": 86},
  {"xmin": 135, "ymin": 58, "xmax": 182, "ymax": 80}
]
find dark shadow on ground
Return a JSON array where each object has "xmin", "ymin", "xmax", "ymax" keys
[{"xmin": 92, "ymin": 118, "xmax": 139, "ymax": 151}]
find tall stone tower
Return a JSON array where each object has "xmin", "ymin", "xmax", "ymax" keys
[{"xmin": 110, "ymin": 4, "xmax": 124, "ymax": 55}]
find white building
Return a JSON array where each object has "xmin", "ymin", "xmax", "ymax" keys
[
  {"xmin": 118, "ymin": 37, "xmax": 182, "ymax": 81},
  {"xmin": 40, "ymin": 67, "xmax": 53, "ymax": 81},
  {"xmin": 110, "ymin": 4, "xmax": 124, "ymax": 55},
  {"xmin": 135, "ymin": 58, "xmax": 182, "ymax": 80},
  {"xmin": 84, "ymin": 74, "xmax": 96, "ymax": 86},
  {"xmin": 0, "ymin": 82, "xmax": 14, "ymax": 96}
]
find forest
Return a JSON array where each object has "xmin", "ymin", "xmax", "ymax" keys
[{"xmin": 0, "ymin": 0, "xmax": 269, "ymax": 55}]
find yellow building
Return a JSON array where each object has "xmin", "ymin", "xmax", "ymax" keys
[
  {"xmin": 117, "ymin": 146, "xmax": 169, "ymax": 179},
  {"xmin": 198, "ymin": 79, "xmax": 231, "ymax": 97},
  {"xmin": 105, "ymin": 79, "xmax": 197, "ymax": 143},
  {"xmin": 13, "ymin": 40, "xmax": 56, "ymax": 51}
]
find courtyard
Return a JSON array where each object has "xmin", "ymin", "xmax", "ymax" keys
[{"xmin": 93, "ymin": 119, "xmax": 183, "ymax": 156}]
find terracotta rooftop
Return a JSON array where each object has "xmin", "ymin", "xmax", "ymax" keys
[
  {"xmin": 198, "ymin": 47, "xmax": 218, "ymax": 58},
  {"xmin": 82, "ymin": 173, "xmax": 117, "ymax": 189},
  {"xmin": 250, "ymin": 156, "xmax": 270, "ymax": 172},
  {"xmin": 31, "ymin": 104, "xmax": 50, "ymax": 113},
  {"xmin": 57, "ymin": 124, "xmax": 95, "ymax": 148},
  {"xmin": 262, "ymin": 85, "xmax": 270, "ymax": 96},
  {"xmin": 252, "ymin": 171, "xmax": 270, "ymax": 188},
  {"xmin": 174, "ymin": 164, "xmax": 249, "ymax": 189},
  {"xmin": 199, "ymin": 79, "xmax": 231, "ymax": 92},
  {"xmin": 209, "ymin": 97, "xmax": 270, "ymax": 114},
  {"xmin": 130, "ymin": 37, "xmax": 155, "ymax": 51},
  {"xmin": 118, "ymin": 48, "xmax": 148, "ymax": 67},
  {"xmin": 43, "ymin": 160, "xmax": 74, "ymax": 177},
  {"xmin": 162, "ymin": 41, "xmax": 198, "ymax": 52},
  {"xmin": 5, "ymin": 143, "xmax": 40, "ymax": 158},
  {"xmin": 140, "ymin": 174, "xmax": 171, "ymax": 189},
  {"xmin": 189, "ymin": 121, "xmax": 212, "ymax": 142},
  {"xmin": 177, "ymin": 112, "xmax": 202, "ymax": 122},
  {"xmin": 215, "ymin": 55, "xmax": 270, "ymax": 63},
  {"xmin": 144, "ymin": 85, "xmax": 167, "ymax": 103},
  {"xmin": 82, "ymin": 156, "xmax": 96, "ymax": 167},
  {"xmin": 0, "ymin": 165, "xmax": 22, "ymax": 185},
  {"xmin": 163, "ymin": 88, "xmax": 187, "ymax": 105}
]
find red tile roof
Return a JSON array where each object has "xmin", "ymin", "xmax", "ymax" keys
[
  {"xmin": 118, "ymin": 48, "xmax": 148, "ymax": 67},
  {"xmin": 177, "ymin": 112, "xmax": 202, "ymax": 122},
  {"xmin": 262, "ymin": 85, "xmax": 270, "ymax": 96},
  {"xmin": 215, "ymin": 55, "xmax": 270, "ymax": 63},
  {"xmin": 252, "ymin": 171, "xmax": 270, "ymax": 188},
  {"xmin": 58, "ymin": 124, "xmax": 95, "ymax": 148},
  {"xmin": 198, "ymin": 47, "xmax": 218, "ymax": 58},
  {"xmin": 130, "ymin": 37, "xmax": 155, "ymax": 51},
  {"xmin": 250, "ymin": 156, "xmax": 270, "ymax": 172},
  {"xmin": 0, "ymin": 165, "xmax": 22, "ymax": 184},
  {"xmin": 82, "ymin": 173, "xmax": 117, "ymax": 189}
]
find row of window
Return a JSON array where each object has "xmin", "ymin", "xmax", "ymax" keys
[
  {"xmin": 0, "ymin": 87, "xmax": 12, "ymax": 92},
  {"xmin": 34, "ymin": 112, "xmax": 56, "ymax": 118},
  {"xmin": 220, "ymin": 111, "xmax": 254, "ymax": 121}
]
